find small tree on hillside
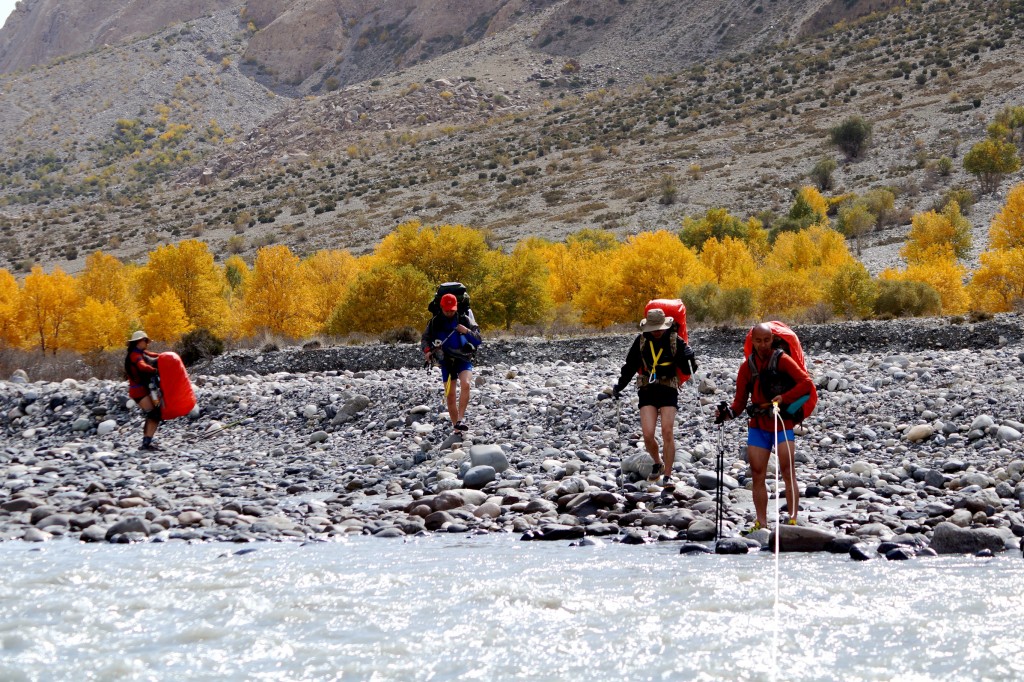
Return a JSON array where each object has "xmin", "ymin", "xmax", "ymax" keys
[
  {"xmin": 809, "ymin": 157, "xmax": 838, "ymax": 191},
  {"xmin": 963, "ymin": 138, "xmax": 1020, "ymax": 194},
  {"xmin": 829, "ymin": 115, "xmax": 873, "ymax": 159}
]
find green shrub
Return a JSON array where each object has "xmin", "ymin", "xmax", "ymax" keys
[
  {"xmin": 872, "ymin": 280, "xmax": 941, "ymax": 318},
  {"xmin": 809, "ymin": 157, "xmax": 837, "ymax": 191},
  {"xmin": 829, "ymin": 115, "xmax": 873, "ymax": 159},
  {"xmin": 175, "ymin": 328, "xmax": 225, "ymax": 366}
]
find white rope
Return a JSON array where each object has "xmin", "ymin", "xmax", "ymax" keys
[{"xmin": 771, "ymin": 402, "xmax": 783, "ymax": 682}]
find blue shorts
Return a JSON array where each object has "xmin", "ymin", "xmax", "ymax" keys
[
  {"xmin": 441, "ymin": 360, "xmax": 472, "ymax": 383},
  {"xmin": 748, "ymin": 427, "xmax": 795, "ymax": 450}
]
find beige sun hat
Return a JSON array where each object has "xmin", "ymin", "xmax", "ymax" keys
[
  {"xmin": 128, "ymin": 330, "xmax": 150, "ymax": 343},
  {"xmin": 639, "ymin": 308, "xmax": 674, "ymax": 332}
]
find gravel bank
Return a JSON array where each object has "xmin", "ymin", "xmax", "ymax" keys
[{"xmin": 2, "ymin": 314, "xmax": 1023, "ymax": 559}]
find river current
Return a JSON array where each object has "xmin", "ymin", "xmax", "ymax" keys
[{"xmin": 1, "ymin": 535, "xmax": 1021, "ymax": 681}]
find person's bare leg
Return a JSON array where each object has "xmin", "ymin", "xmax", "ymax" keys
[
  {"xmin": 137, "ymin": 396, "xmax": 159, "ymax": 438},
  {"xmin": 445, "ymin": 376, "xmax": 459, "ymax": 425},
  {"xmin": 639, "ymin": 405, "xmax": 662, "ymax": 472},
  {"xmin": 457, "ymin": 370, "xmax": 472, "ymax": 423},
  {"xmin": 659, "ymin": 406, "xmax": 677, "ymax": 477},
  {"xmin": 778, "ymin": 439, "xmax": 799, "ymax": 522},
  {"xmin": 747, "ymin": 446, "xmax": 770, "ymax": 527}
]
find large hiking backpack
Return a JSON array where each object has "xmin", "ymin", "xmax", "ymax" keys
[
  {"xmin": 428, "ymin": 282, "xmax": 472, "ymax": 317},
  {"xmin": 157, "ymin": 352, "xmax": 197, "ymax": 420},
  {"xmin": 639, "ymin": 298, "xmax": 694, "ymax": 385},
  {"xmin": 742, "ymin": 321, "xmax": 817, "ymax": 422}
]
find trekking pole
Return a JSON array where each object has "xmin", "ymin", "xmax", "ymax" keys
[
  {"xmin": 185, "ymin": 418, "xmax": 246, "ymax": 443},
  {"xmin": 715, "ymin": 422, "xmax": 725, "ymax": 544}
]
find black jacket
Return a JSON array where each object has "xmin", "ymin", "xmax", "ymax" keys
[{"xmin": 615, "ymin": 331, "xmax": 697, "ymax": 393}]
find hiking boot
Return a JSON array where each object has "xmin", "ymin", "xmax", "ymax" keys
[
  {"xmin": 140, "ymin": 441, "xmax": 162, "ymax": 452},
  {"xmin": 651, "ymin": 462, "xmax": 664, "ymax": 478},
  {"xmin": 454, "ymin": 420, "xmax": 469, "ymax": 432},
  {"xmin": 742, "ymin": 521, "xmax": 764, "ymax": 536},
  {"xmin": 786, "ymin": 517, "xmax": 798, "ymax": 526}
]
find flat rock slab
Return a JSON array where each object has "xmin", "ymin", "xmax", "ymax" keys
[
  {"xmin": 768, "ymin": 524, "xmax": 836, "ymax": 552},
  {"xmin": 929, "ymin": 521, "xmax": 1005, "ymax": 555}
]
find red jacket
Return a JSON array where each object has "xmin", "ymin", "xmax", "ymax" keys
[
  {"xmin": 730, "ymin": 351, "xmax": 814, "ymax": 431},
  {"xmin": 126, "ymin": 349, "xmax": 159, "ymax": 389}
]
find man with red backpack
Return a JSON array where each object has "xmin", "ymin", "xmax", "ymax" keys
[
  {"xmin": 715, "ymin": 322, "xmax": 815, "ymax": 531},
  {"xmin": 612, "ymin": 308, "xmax": 698, "ymax": 486}
]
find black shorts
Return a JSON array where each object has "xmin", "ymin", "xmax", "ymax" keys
[{"xmin": 637, "ymin": 383, "xmax": 679, "ymax": 409}]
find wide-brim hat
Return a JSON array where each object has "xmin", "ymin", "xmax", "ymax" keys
[
  {"xmin": 128, "ymin": 330, "xmax": 150, "ymax": 344},
  {"xmin": 640, "ymin": 308, "xmax": 674, "ymax": 332}
]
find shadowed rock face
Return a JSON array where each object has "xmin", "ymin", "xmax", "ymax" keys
[{"xmin": 0, "ymin": 0, "xmax": 238, "ymax": 73}]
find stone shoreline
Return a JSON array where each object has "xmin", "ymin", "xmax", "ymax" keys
[{"xmin": 2, "ymin": 314, "xmax": 1023, "ymax": 560}]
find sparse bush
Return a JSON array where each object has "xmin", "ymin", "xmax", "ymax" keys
[
  {"xmin": 872, "ymin": 280, "xmax": 941, "ymax": 318},
  {"xmin": 809, "ymin": 157, "xmax": 837, "ymax": 191},
  {"xmin": 963, "ymin": 138, "xmax": 1020, "ymax": 193},
  {"xmin": 659, "ymin": 175, "xmax": 678, "ymax": 205},
  {"xmin": 829, "ymin": 115, "xmax": 873, "ymax": 159},
  {"xmin": 175, "ymin": 328, "xmax": 225, "ymax": 366},
  {"xmin": 826, "ymin": 261, "xmax": 877, "ymax": 318}
]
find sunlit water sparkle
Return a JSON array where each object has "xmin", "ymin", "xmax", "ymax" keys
[{"xmin": 0, "ymin": 535, "xmax": 1021, "ymax": 681}]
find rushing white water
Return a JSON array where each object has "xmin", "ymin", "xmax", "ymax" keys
[{"xmin": 1, "ymin": 536, "xmax": 1021, "ymax": 682}]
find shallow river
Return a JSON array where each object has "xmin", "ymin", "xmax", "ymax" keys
[{"xmin": 1, "ymin": 535, "xmax": 1021, "ymax": 681}]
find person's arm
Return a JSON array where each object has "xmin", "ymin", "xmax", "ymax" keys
[
  {"xmin": 133, "ymin": 352, "xmax": 158, "ymax": 377},
  {"xmin": 729, "ymin": 359, "xmax": 752, "ymax": 416},
  {"xmin": 613, "ymin": 335, "xmax": 643, "ymax": 394},
  {"xmin": 459, "ymin": 314, "xmax": 481, "ymax": 345},
  {"xmin": 421, "ymin": 318, "xmax": 437, "ymax": 352},
  {"xmin": 674, "ymin": 339, "xmax": 698, "ymax": 375},
  {"xmin": 774, "ymin": 354, "xmax": 814, "ymax": 405}
]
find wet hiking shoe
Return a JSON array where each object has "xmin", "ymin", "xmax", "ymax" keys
[
  {"xmin": 454, "ymin": 420, "xmax": 469, "ymax": 432},
  {"xmin": 786, "ymin": 518, "xmax": 798, "ymax": 526},
  {"xmin": 742, "ymin": 521, "xmax": 764, "ymax": 536},
  {"xmin": 650, "ymin": 462, "xmax": 664, "ymax": 478}
]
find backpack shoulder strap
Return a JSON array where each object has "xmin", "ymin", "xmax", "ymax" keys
[{"xmin": 767, "ymin": 348, "xmax": 783, "ymax": 374}]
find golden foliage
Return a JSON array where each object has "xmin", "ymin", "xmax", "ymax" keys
[
  {"xmin": 766, "ymin": 226, "xmax": 852, "ymax": 274},
  {"xmin": 78, "ymin": 251, "xmax": 136, "ymax": 319},
  {"xmin": 755, "ymin": 268, "xmax": 822, "ymax": 318},
  {"xmin": 18, "ymin": 266, "xmax": 80, "ymax": 354},
  {"xmin": 989, "ymin": 182, "xmax": 1024, "ymax": 250},
  {"xmin": 575, "ymin": 231, "xmax": 713, "ymax": 326},
  {"xmin": 300, "ymin": 249, "xmax": 358, "ymax": 324},
  {"xmin": 967, "ymin": 247, "xmax": 1024, "ymax": 312},
  {"xmin": 0, "ymin": 268, "xmax": 22, "ymax": 347},
  {"xmin": 137, "ymin": 240, "xmax": 229, "ymax": 333},
  {"xmin": 326, "ymin": 263, "xmax": 432, "ymax": 335},
  {"xmin": 242, "ymin": 246, "xmax": 316, "ymax": 338},
  {"xmin": 71, "ymin": 297, "xmax": 131, "ymax": 353},
  {"xmin": 699, "ymin": 237, "xmax": 760, "ymax": 290},
  {"xmin": 143, "ymin": 289, "xmax": 193, "ymax": 343},
  {"xmin": 797, "ymin": 186, "xmax": 830, "ymax": 226},
  {"xmin": 826, "ymin": 261, "xmax": 877, "ymax": 319},
  {"xmin": 475, "ymin": 243, "xmax": 554, "ymax": 330},
  {"xmin": 901, "ymin": 202, "xmax": 972, "ymax": 264},
  {"xmin": 881, "ymin": 256, "xmax": 969, "ymax": 315},
  {"xmin": 374, "ymin": 221, "xmax": 489, "ymax": 288}
]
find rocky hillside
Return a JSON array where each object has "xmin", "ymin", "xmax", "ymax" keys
[{"xmin": 0, "ymin": 0, "xmax": 1021, "ymax": 275}]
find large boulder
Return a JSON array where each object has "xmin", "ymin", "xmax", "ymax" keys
[
  {"xmin": 620, "ymin": 452, "xmax": 654, "ymax": 479},
  {"xmin": 469, "ymin": 444, "xmax": 510, "ymax": 473},
  {"xmin": 929, "ymin": 522, "xmax": 1004, "ymax": 555},
  {"xmin": 462, "ymin": 465, "xmax": 496, "ymax": 489},
  {"xmin": 769, "ymin": 524, "xmax": 836, "ymax": 552}
]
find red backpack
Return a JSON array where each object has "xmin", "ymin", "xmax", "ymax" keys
[
  {"xmin": 742, "ymin": 321, "xmax": 817, "ymax": 422},
  {"xmin": 643, "ymin": 299, "xmax": 692, "ymax": 384}
]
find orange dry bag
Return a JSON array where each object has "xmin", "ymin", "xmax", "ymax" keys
[{"xmin": 157, "ymin": 352, "xmax": 196, "ymax": 420}]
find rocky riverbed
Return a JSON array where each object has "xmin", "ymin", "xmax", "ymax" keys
[{"xmin": 2, "ymin": 314, "xmax": 1023, "ymax": 560}]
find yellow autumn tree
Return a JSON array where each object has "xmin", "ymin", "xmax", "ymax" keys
[
  {"xmin": 901, "ymin": 201, "xmax": 972, "ymax": 264},
  {"xmin": 680, "ymin": 208, "xmax": 768, "ymax": 254},
  {"xmin": 142, "ymin": 288, "xmax": 193, "ymax": 343},
  {"xmin": 326, "ymin": 263, "xmax": 433, "ymax": 335},
  {"xmin": 0, "ymin": 268, "xmax": 22, "ymax": 347},
  {"xmin": 766, "ymin": 226, "xmax": 852, "ymax": 275},
  {"xmin": 539, "ymin": 229, "xmax": 618, "ymax": 306},
  {"xmin": 136, "ymin": 240, "xmax": 229, "ymax": 333},
  {"xmin": 71, "ymin": 297, "xmax": 131, "ymax": 353},
  {"xmin": 881, "ymin": 254, "xmax": 969, "ymax": 315},
  {"xmin": 989, "ymin": 182, "xmax": 1024, "ymax": 250},
  {"xmin": 575, "ymin": 230, "xmax": 714, "ymax": 326},
  {"xmin": 699, "ymin": 236, "xmax": 760, "ymax": 290},
  {"xmin": 18, "ymin": 265, "xmax": 80, "ymax": 354},
  {"xmin": 475, "ymin": 243, "xmax": 554, "ymax": 330},
  {"xmin": 374, "ymin": 221, "xmax": 490, "ymax": 288},
  {"xmin": 242, "ymin": 245, "xmax": 316, "ymax": 338},
  {"xmin": 756, "ymin": 268, "xmax": 822, "ymax": 318},
  {"xmin": 967, "ymin": 247, "xmax": 1024, "ymax": 312},
  {"xmin": 300, "ymin": 249, "xmax": 359, "ymax": 325},
  {"xmin": 77, "ymin": 251, "xmax": 136, "ymax": 320}
]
